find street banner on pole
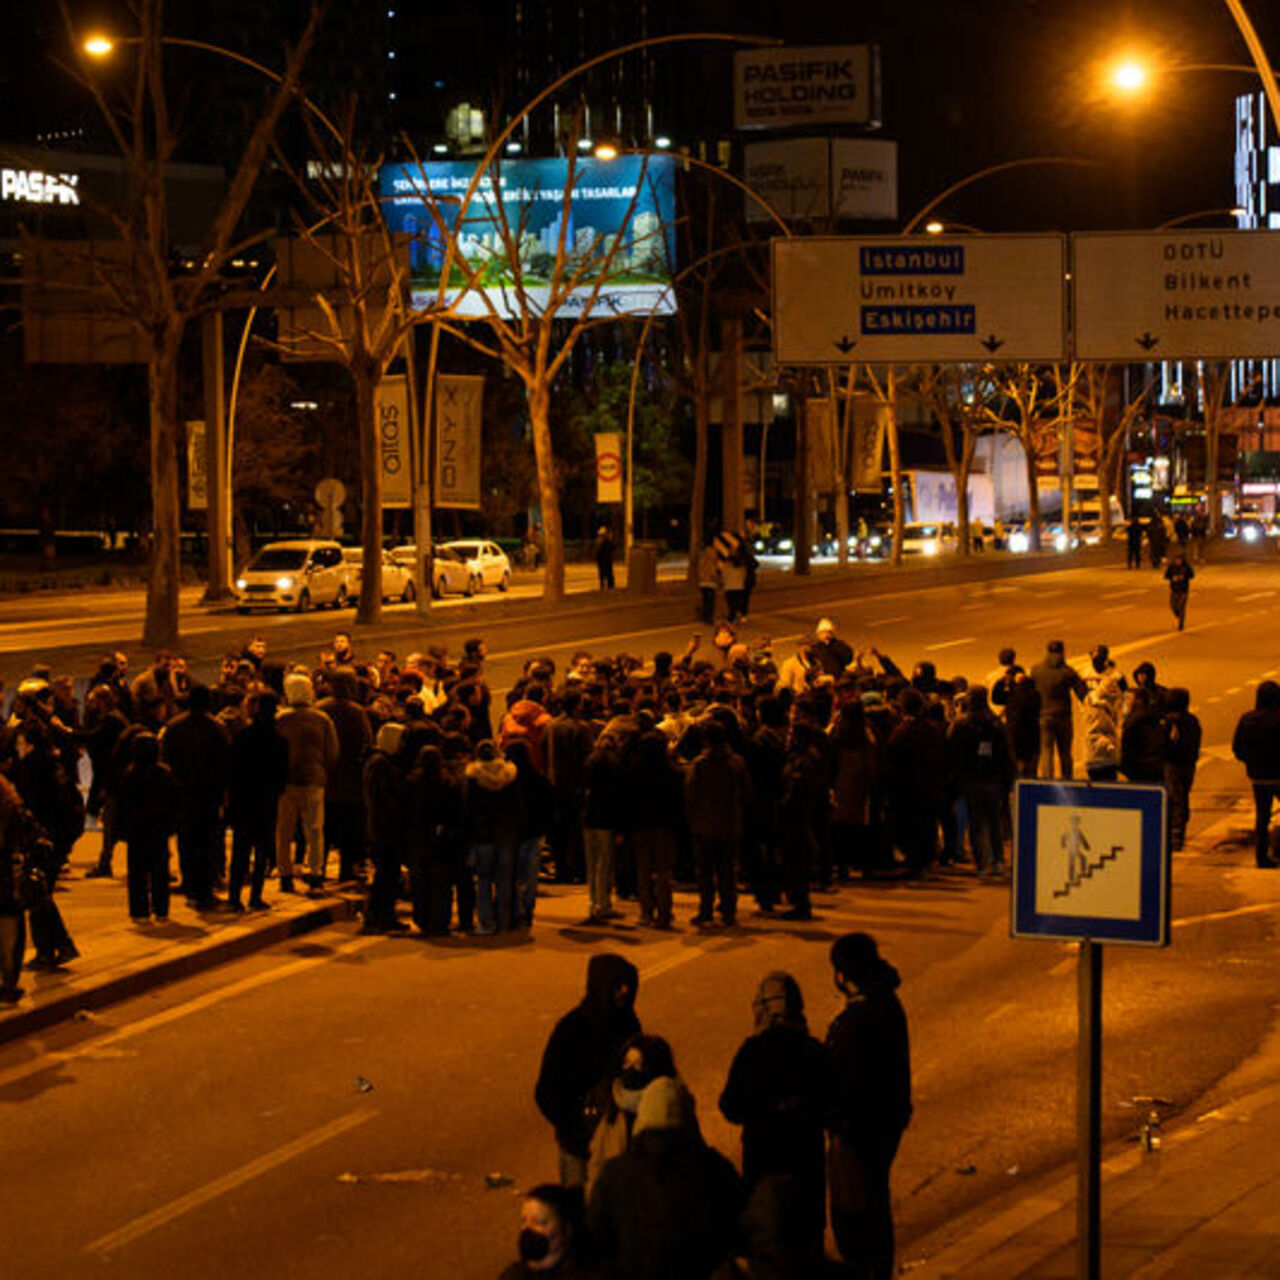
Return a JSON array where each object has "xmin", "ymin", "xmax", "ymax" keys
[
  {"xmin": 773, "ymin": 235, "xmax": 1067, "ymax": 365},
  {"xmin": 851, "ymin": 400, "xmax": 889, "ymax": 492},
  {"xmin": 1012, "ymin": 780, "xmax": 1169, "ymax": 946},
  {"xmin": 434, "ymin": 373, "xmax": 483, "ymax": 510},
  {"xmin": 595, "ymin": 432, "xmax": 623, "ymax": 504},
  {"xmin": 1073, "ymin": 229, "xmax": 1280, "ymax": 361},
  {"xmin": 185, "ymin": 420, "xmax": 207, "ymax": 511},
  {"xmin": 805, "ymin": 397, "xmax": 836, "ymax": 493},
  {"xmin": 377, "ymin": 374, "xmax": 412, "ymax": 509}
]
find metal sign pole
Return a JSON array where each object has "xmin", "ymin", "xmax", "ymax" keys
[{"xmin": 1077, "ymin": 938, "xmax": 1102, "ymax": 1280}]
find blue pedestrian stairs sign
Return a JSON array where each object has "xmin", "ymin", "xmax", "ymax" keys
[{"xmin": 1012, "ymin": 781, "xmax": 1169, "ymax": 946}]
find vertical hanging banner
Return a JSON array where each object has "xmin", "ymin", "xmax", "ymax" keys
[
  {"xmin": 186, "ymin": 420, "xmax": 207, "ymax": 511},
  {"xmin": 595, "ymin": 432, "xmax": 623, "ymax": 504},
  {"xmin": 805, "ymin": 398, "xmax": 836, "ymax": 492},
  {"xmin": 851, "ymin": 401, "xmax": 889, "ymax": 493},
  {"xmin": 435, "ymin": 373, "xmax": 483, "ymax": 510},
  {"xmin": 377, "ymin": 374, "xmax": 412, "ymax": 509}
]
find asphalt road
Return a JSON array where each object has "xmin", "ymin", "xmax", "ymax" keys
[{"xmin": 2, "ymin": 547, "xmax": 1280, "ymax": 1277}]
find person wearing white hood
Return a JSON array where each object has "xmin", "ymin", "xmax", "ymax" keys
[{"xmin": 274, "ymin": 672, "xmax": 339, "ymax": 894}]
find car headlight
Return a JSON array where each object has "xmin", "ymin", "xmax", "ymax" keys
[
  {"xmin": 923, "ymin": 540, "xmax": 938, "ymax": 556},
  {"xmin": 276, "ymin": 576, "xmax": 296, "ymax": 590},
  {"xmin": 1055, "ymin": 533, "xmax": 1069, "ymax": 552},
  {"xmin": 235, "ymin": 577, "xmax": 247, "ymax": 590},
  {"xmin": 1009, "ymin": 532, "xmax": 1030, "ymax": 553},
  {"xmin": 869, "ymin": 535, "xmax": 881, "ymax": 548},
  {"xmin": 778, "ymin": 538, "xmax": 793, "ymax": 552},
  {"xmin": 1243, "ymin": 525, "xmax": 1260, "ymax": 543}
]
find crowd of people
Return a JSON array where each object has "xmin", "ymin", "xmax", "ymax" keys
[
  {"xmin": 514, "ymin": 936, "xmax": 910, "ymax": 1279},
  {"xmin": 0, "ymin": 600, "xmax": 1248, "ymax": 1004}
]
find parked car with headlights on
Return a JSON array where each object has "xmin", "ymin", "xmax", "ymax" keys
[{"xmin": 235, "ymin": 540, "xmax": 352, "ymax": 612}]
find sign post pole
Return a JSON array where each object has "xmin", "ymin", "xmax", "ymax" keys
[{"xmin": 1077, "ymin": 938, "xmax": 1103, "ymax": 1280}]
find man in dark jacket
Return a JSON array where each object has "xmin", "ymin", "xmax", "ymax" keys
[
  {"xmin": 1030, "ymin": 640, "xmax": 1087, "ymax": 779},
  {"xmin": 825, "ymin": 933, "xmax": 912, "ymax": 1280},
  {"xmin": 535, "ymin": 953, "xmax": 641, "ymax": 1187},
  {"xmin": 317, "ymin": 669, "xmax": 373, "ymax": 882},
  {"xmin": 159, "ymin": 683, "xmax": 229, "ymax": 911},
  {"xmin": 720, "ymin": 972, "xmax": 829, "ymax": 1269},
  {"xmin": 362, "ymin": 722, "xmax": 412, "ymax": 933},
  {"xmin": 1163, "ymin": 687, "xmax": 1201, "ymax": 853},
  {"xmin": 886, "ymin": 689, "xmax": 946, "ymax": 877},
  {"xmin": 947, "ymin": 686, "xmax": 1014, "ymax": 878},
  {"xmin": 992, "ymin": 649, "xmax": 1042, "ymax": 779},
  {"xmin": 684, "ymin": 719, "xmax": 751, "ymax": 926},
  {"xmin": 811, "ymin": 618, "xmax": 854, "ymax": 680},
  {"xmin": 226, "ymin": 692, "xmax": 289, "ymax": 911},
  {"xmin": 548, "ymin": 690, "xmax": 594, "ymax": 884},
  {"xmin": 1232, "ymin": 680, "xmax": 1280, "ymax": 867},
  {"xmin": 588, "ymin": 1076, "xmax": 742, "ymax": 1280}
]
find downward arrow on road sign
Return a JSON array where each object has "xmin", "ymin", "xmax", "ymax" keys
[
  {"xmin": 834, "ymin": 335, "xmax": 858, "ymax": 354},
  {"xmin": 981, "ymin": 334, "xmax": 1004, "ymax": 353},
  {"xmin": 1135, "ymin": 332, "xmax": 1160, "ymax": 351}
]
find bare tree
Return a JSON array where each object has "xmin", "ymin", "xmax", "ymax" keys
[
  {"xmin": 979, "ymin": 363, "xmax": 1053, "ymax": 552},
  {"xmin": 855, "ymin": 365, "xmax": 906, "ymax": 566},
  {"xmin": 1075, "ymin": 364, "xmax": 1156, "ymax": 537},
  {"xmin": 63, "ymin": 0, "xmax": 321, "ymax": 647}
]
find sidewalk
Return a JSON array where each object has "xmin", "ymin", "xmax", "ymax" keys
[
  {"xmin": 905, "ymin": 812, "xmax": 1280, "ymax": 1278},
  {"xmin": 0, "ymin": 833, "xmax": 360, "ymax": 1046}
]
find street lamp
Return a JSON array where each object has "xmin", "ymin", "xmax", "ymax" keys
[{"xmin": 1157, "ymin": 206, "xmax": 1247, "ymax": 229}]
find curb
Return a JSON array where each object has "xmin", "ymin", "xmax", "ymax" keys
[{"xmin": 0, "ymin": 895, "xmax": 361, "ymax": 1047}]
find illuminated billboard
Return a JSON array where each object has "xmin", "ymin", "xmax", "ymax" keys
[{"xmin": 380, "ymin": 155, "xmax": 676, "ymax": 319}]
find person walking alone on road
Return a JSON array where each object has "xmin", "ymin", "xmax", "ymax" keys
[
  {"xmin": 534, "ymin": 952, "xmax": 641, "ymax": 1188},
  {"xmin": 1164, "ymin": 552, "xmax": 1194, "ymax": 630},
  {"xmin": 825, "ymin": 932, "xmax": 912, "ymax": 1280},
  {"xmin": 595, "ymin": 526, "xmax": 616, "ymax": 590},
  {"xmin": 1126, "ymin": 515, "xmax": 1144, "ymax": 570},
  {"xmin": 1231, "ymin": 680, "xmax": 1280, "ymax": 868}
]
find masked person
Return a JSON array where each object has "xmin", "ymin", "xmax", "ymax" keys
[
  {"xmin": 586, "ymin": 1034, "xmax": 677, "ymax": 1194},
  {"xmin": 498, "ymin": 1184, "xmax": 599, "ymax": 1280}
]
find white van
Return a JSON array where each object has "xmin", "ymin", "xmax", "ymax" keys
[{"xmin": 235, "ymin": 540, "xmax": 353, "ymax": 612}]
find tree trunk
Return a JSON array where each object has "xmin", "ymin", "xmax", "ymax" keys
[
  {"xmin": 956, "ymin": 465, "xmax": 971, "ymax": 555},
  {"xmin": 528, "ymin": 379, "xmax": 565, "ymax": 603},
  {"xmin": 794, "ymin": 396, "xmax": 811, "ymax": 576},
  {"xmin": 355, "ymin": 364, "xmax": 384, "ymax": 625},
  {"xmin": 143, "ymin": 342, "xmax": 184, "ymax": 650},
  {"xmin": 1025, "ymin": 442, "xmax": 1043, "ymax": 552},
  {"xmin": 687, "ymin": 384, "xmax": 710, "ymax": 586},
  {"xmin": 38, "ymin": 503, "xmax": 56, "ymax": 570},
  {"xmin": 835, "ymin": 483, "xmax": 850, "ymax": 568}
]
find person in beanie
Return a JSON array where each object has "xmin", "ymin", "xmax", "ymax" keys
[
  {"xmin": 720, "ymin": 972, "xmax": 830, "ymax": 1269},
  {"xmin": 535, "ymin": 953, "xmax": 641, "ymax": 1188},
  {"xmin": 825, "ymin": 932, "xmax": 912, "ymax": 1280},
  {"xmin": 587, "ymin": 1076, "xmax": 743, "ymax": 1280},
  {"xmin": 275, "ymin": 672, "xmax": 339, "ymax": 894}
]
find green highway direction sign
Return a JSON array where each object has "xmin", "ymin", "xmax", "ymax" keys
[
  {"xmin": 1073, "ymin": 229, "xmax": 1280, "ymax": 361},
  {"xmin": 772, "ymin": 234, "xmax": 1068, "ymax": 365}
]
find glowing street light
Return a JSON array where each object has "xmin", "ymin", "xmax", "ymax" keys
[{"xmin": 1110, "ymin": 59, "xmax": 1149, "ymax": 92}]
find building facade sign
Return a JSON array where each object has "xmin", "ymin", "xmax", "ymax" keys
[
  {"xmin": 1, "ymin": 167, "xmax": 79, "ymax": 205},
  {"xmin": 733, "ymin": 45, "xmax": 879, "ymax": 131},
  {"xmin": 743, "ymin": 138, "xmax": 896, "ymax": 224}
]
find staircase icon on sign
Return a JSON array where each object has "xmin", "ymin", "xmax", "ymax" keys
[{"xmin": 1053, "ymin": 845, "xmax": 1124, "ymax": 900}]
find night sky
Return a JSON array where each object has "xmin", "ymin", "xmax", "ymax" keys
[{"xmin": 4, "ymin": 0, "xmax": 1275, "ymax": 232}]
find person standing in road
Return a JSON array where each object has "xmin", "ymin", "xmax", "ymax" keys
[
  {"xmin": 1231, "ymin": 680, "xmax": 1280, "ymax": 868},
  {"xmin": 158, "ymin": 682, "xmax": 229, "ymax": 912},
  {"xmin": 1082, "ymin": 645, "xmax": 1126, "ymax": 783},
  {"xmin": 992, "ymin": 647, "xmax": 1041, "ymax": 779},
  {"xmin": 1030, "ymin": 640, "xmax": 1087, "ymax": 779},
  {"xmin": 581, "ymin": 732, "xmax": 623, "ymax": 924},
  {"xmin": 534, "ymin": 952, "xmax": 641, "ymax": 1189},
  {"xmin": 696, "ymin": 540, "xmax": 721, "ymax": 625},
  {"xmin": 825, "ymin": 932, "xmax": 912, "ymax": 1280},
  {"xmin": 811, "ymin": 617, "xmax": 854, "ymax": 680},
  {"xmin": 274, "ymin": 672, "xmax": 340, "ymax": 895},
  {"xmin": 1164, "ymin": 552, "xmax": 1194, "ymax": 630},
  {"xmin": 946, "ymin": 686, "xmax": 1014, "ymax": 879},
  {"xmin": 226, "ymin": 692, "xmax": 288, "ymax": 912},
  {"xmin": 719, "ymin": 972, "xmax": 830, "ymax": 1270},
  {"xmin": 1147, "ymin": 514, "xmax": 1168, "ymax": 568},
  {"xmin": 1191, "ymin": 507, "xmax": 1209, "ymax": 563},
  {"xmin": 1163, "ymin": 688, "xmax": 1201, "ymax": 853},
  {"xmin": 316, "ymin": 668, "xmax": 373, "ymax": 883},
  {"xmin": 685, "ymin": 719, "xmax": 751, "ymax": 927},
  {"xmin": 595, "ymin": 526, "xmax": 616, "ymax": 590},
  {"xmin": 886, "ymin": 689, "xmax": 946, "ymax": 877},
  {"xmin": 115, "ymin": 732, "xmax": 181, "ymax": 923},
  {"xmin": 498, "ymin": 1184, "xmax": 599, "ymax": 1280}
]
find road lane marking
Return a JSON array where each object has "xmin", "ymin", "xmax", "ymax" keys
[
  {"xmin": 85, "ymin": 1108, "xmax": 375, "ymax": 1255},
  {"xmin": 982, "ymin": 1001, "xmax": 1019, "ymax": 1023},
  {"xmin": 1172, "ymin": 901, "xmax": 1280, "ymax": 929},
  {"xmin": 0, "ymin": 935, "xmax": 383, "ymax": 1092},
  {"xmin": 925, "ymin": 638, "xmax": 975, "ymax": 652},
  {"xmin": 1101, "ymin": 589, "xmax": 1148, "ymax": 599},
  {"xmin": 867, "ymin": 615, "xmax": 909, "ymax": 625},
  {"xmin": 1102, "ymin": 604, "xmax": 1134, "ymax": 613},
  {"xmin": 1226, "ymin": 687, "xmax": 1242, "ymax": 696},
  {"xmin": 1238, "ymin": 591, "xmax": 1276, "ymax": 602}
]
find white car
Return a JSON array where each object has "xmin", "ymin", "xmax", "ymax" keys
[
  {"xmin": 342, "ymin": 547, "xmax": 417, "ymax": 603},
  {"xmin": 235, "ymin": 540, "xmax": 352, "ymax": 612},
  {"xmin": 439, "ymin": 539, "xmax": 512, "ymax": 593},
  {"xmin": 898, "ymin": 522, "xmax": 958, "ymax": 556}
]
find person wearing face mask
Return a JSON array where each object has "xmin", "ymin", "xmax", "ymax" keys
[
  {"xmin": 825, "ymin": 933, "xmax": 912, "ymax": 1280},
  {"xmin": 585, "ymin": 1034, "xmax": 677, "ymax": 1194},
  {"xmin": 499, "ymin": 1184, "xmax": 599, "ymax": 1279},
  {"xmin": 719, "ymin": 972, "xmax": 830, "ymax": 1272}
]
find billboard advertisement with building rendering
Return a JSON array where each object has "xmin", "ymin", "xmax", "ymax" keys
[{"xmin": 380, "ymin": 156, "xmax": 676, "ymax": 319}]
